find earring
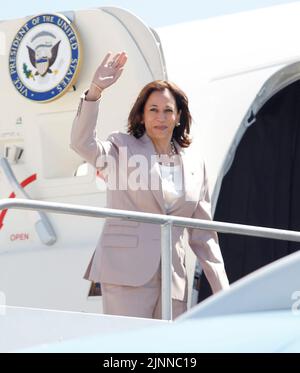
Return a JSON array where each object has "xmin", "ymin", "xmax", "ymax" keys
[{"xmin": 175, "ymin": 122, "xmax": 181, "ymax": 127}]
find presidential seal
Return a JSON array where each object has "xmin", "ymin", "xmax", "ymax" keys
[{"xmin": 8, "ymin": 13, "xmax": 81, "ymax": 102}]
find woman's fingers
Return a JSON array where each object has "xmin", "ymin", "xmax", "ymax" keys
[
  {"xmin": 100, "ymin": 52, "xmax": 112, "ymax": 68},
  {"xmin": 115, "ymin": 52, "xmax": 128, "ymax": 68},
  {"xmin": 93, "ymin": 51, "xmax": 127, "ymax": 89},
  {"xmin": 119, "ymin": 52, "xmax": 128, "ymax": 67},
  {"xmin": 99, "ymin": 51, "xmax": 128, "ymax": 70},
  {"xmin": 111, "ymin": 53, "xmax": 121, "ymax": 66}
]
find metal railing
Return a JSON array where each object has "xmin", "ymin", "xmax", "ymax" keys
[{"xmin": 2, "ymin": 198, "xmax": 300, "ymax": 320}]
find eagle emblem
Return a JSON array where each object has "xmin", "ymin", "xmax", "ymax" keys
[
  {"xmin": 10, "ymin": 13, "xmax": 80, "ymax": 101},
  {"xmin": 26, "ymin": 40, "xmax": 61, "ymax": 77}
]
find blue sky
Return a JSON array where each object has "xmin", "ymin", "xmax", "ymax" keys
[{"xmin": 1, "ymin": 0, "xmax": 300, "ymax": 26}]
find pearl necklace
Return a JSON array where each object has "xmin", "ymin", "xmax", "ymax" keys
[
  {"xmin": 155, "ymin": 140, "xmax": 177, "ymax": 157},
  {"xmin": 170, "ymin": 140, "xmax": 177, "ymax": 156}
]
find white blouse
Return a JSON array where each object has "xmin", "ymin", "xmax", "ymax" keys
[{"xmin": 159, "ymin": 164, "xmax": 184, "ymax": 213}]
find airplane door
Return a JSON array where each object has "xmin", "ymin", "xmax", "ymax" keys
[{"xmin": 198, "ymin": 79, "xmax": 300, "ymax": 302}]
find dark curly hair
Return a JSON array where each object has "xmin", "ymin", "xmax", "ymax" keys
[{"xmin": 127, "ymin": 80, "xmax": 192, "ymax": 148}]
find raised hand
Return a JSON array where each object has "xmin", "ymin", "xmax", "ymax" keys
[{"xmin": 86, "ymin": 51, "xmax": 128, "ymax": 101}]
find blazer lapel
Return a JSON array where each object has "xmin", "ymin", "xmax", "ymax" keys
[
  {"xmin": 173, "ymin": 141, "xmax": 201, "ymax": 214},
  {"xmin": 139, "ymin": 133, "xmax": 166, "ymax": 213}
]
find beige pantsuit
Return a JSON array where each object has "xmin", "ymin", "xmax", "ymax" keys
[
  {"xmin": 101, "ymin": 266, "xmax": 187, "ymax": 319},
  {"xmin": 70, "ymin": 95, "xmax": 229, "ymax": 318}
]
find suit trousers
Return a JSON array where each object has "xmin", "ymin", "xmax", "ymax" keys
[{"xmin": 101, "ymin": 265, "xmax": 187, "ymax": 320}]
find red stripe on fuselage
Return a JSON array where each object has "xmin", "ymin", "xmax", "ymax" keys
[{"xmin": 0, "ymin": 174, "xmax": 37, "ymax": 229}]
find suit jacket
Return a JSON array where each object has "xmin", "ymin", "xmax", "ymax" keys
[{"xmin": 70, "ymin": 96, "xmax": 229, "ymax": 300}]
